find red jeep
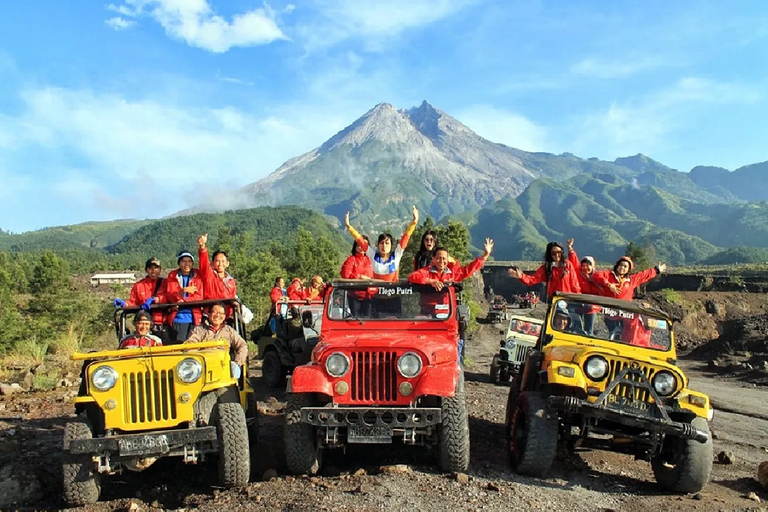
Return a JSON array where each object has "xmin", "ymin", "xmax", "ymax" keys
[{"xmin": 284, "ymin": 279, "xmax": 470, "ymax": 474}]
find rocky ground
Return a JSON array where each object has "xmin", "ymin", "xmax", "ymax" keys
[{"xmin": 2, "ymin": 291, "xmax": 768, "ymax": 511}]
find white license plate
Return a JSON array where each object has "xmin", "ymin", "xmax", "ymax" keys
[
  {"xmin": 118, "ymin": 434, "xmax": 170, "ymax": 456},
  {"xmin": 347, "ymin": 425, "xmax": 392, "ymax": 444}
]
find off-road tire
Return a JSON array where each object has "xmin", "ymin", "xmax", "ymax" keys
[
  {"xmin": 490, "ymin": 355, "xmax": 501, "ymax": 385},
  {"xmin": 284, "ymin": 393, "xmax": 321, "ymax": 475},
  {"xmin": 651, "ymin": 417, "xmax": 713, "ymax": 493},
  {"xmin": 62, "ymin": 414, "xmax": 100, "ymax": 506},
  {"xmin": 508, "ymin": 391, "xmax": 558, "ymax": 477},
  {"xmin": 262, "ymin": 350, "xmax": 286, "ymax": 388},
  {"xmin": 438, "ymin": 373, "xmax": 470, "ymax": 472},
  {"xmin": 216, "ymin": 401, "xmax": 251, "ymax": 487}
]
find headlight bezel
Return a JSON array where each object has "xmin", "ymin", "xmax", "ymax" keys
[
  {"xmin": 652, "ymin": 371, "xmax": 677, "ymax": 396},
  {"xmin": 397, "ymin": 352, "xmax": 423, "ymax": 378},
  {"xmin": 325, "ymin": 352, "xmax": 351, "ymax": 378},
  {"xmin": 177, "ymin": 358, "xmax": 203, "ymax": 384},
  {"xmin": 504, "ymin": 338, "xmax": 516, "ymax": 349},
  {"xmin": 584, "ymin": 356, "xmax": 609, "ymax": 381},
  {"xmin": 91, "ymin": 366, "xmax": 118, "ymax": 391}
]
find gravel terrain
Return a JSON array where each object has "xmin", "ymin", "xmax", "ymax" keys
[{"xmin": 2, "ymin": 294, "xmax": 768, "ymax": 511}]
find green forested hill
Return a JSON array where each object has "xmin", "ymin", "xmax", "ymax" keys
[
  {"xmin": 468, "ymin": 172, "xmax": 768, "ymax": 265},
  {"xmin": 107, "ymin": 206, "xmax": 348, "ymax": 261},
  {"xmin": 0, "ymin": 219, "xmax": 151, "ymax": 252}
]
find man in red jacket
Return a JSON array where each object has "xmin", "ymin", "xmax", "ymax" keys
[
  {"xmin": 119, "ymin": 311, "xmax": 163, "ymax": 349},
  {"xmin": 164, "ymin": 250, "xmax": 204, "ymax": 344},
  {"xmin": 114, "ymin": 257, "xmax": 166, "ymax": 339},
  {"xmin": 408, "ymin": 238, "xmax": 494, "ymax": 290}
]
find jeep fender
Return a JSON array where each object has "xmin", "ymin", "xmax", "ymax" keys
[
  {"xmin": 545, "ymin": 361, "xmax": 587, "ymax": 390},
  {"xmin": 289, "ymin": 365, "xmax": 333, "ymax": 397},
  {"xmin": 419, "ymin": 364, "xmax": 462, "ymax": 397}
]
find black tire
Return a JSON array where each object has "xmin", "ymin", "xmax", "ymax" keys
[
  {"xmin": 216, "ymin": 401, "xmax": 251, "ymax": 488},
  {"xmin": 438, "ymin": 373, "xmax": 470, "ymax": 473},
  {"xmin": 651, "ymin": 417, "xmax": 713, "ymax": 493},
  {"xmin": 62, "ymin": 414, "xmax": 100, "ymax": 506},
  {"xmin": 284, "ymin": 393, "xmax": 321, "ymax": 475},
  {"xmin": 262, "ymin": 350, "xmax": 286, "ymax": 388},
  {"xmin": 508, "ymin": 391, "xmax": 558, "ymax": 477},
  {"xmin": 490, "ymin": 355, "xmax": 501, "ymax": 385}
]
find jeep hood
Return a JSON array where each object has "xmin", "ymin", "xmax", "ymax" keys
[
  {"xmin": 314, "ymin": 332, "xmax": 458, "ymax": 366},
  {"xmin": 546, "ymin": 344, "xmax": 676, "ymax": 368}
]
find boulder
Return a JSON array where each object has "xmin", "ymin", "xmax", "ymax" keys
[{"xmin": 758, "ymin": 460, "xmax": 768, "ymax": 488}]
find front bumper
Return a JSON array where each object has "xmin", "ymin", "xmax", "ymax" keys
[
  {"xmin": 300, "ymin": 406, "xmax": 441, "ymax": 428},
  {"xmin": 65, "ymin": 426, "xmax": 218, "ymax": 456},
  {"xmin": 547, "ymin": 396, "xmax": 709, "ymax": 443}
]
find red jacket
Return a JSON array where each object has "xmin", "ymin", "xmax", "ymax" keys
[
  {"xmin": 520, "ymin": 261, "xmax": 581, "ymax": 298},
  {"xmin": 270, "ymin": 286, "xmax": 287, "ymax": 315},
  {"xmin": 287, "ymin": 279, "xmax": 304, "ymax": 300},
  {"xmin": 127, "ymin": 276, "xmax": 166, "ymax": 324},
  {"xmin": 568, "ymin": 249, "xmax": 608, "ymax": 296},
  {"xmin": 621, "ymin": 316, "xmax": 653, "ymax": 348},
  {"xmin": 340, "ymin": 254, "xmax": 374, "ymax": 280},
  {"xmin": 595, "ymin": 267, "xmax": 660, "ymax": 301},
  {"xmin": 408, "ymin": 257, "xmax": 486, "ymax": 285},
  {"xmin": 164, "ymin": 269, "xmax": 204, "ymax": 325},
  {"xmin": 198, "ymin": 247, "xmax": 237, "ymax": 299}
]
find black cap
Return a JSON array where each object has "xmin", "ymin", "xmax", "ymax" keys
[
  {"xmin": 145, "ymin": 257, "xmax": 161, "ymax": 269},
  {"xmin": 135, "ymin": 310, "xmax": 152, "ymax": 323}
]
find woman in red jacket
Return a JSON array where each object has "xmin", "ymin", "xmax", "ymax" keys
[
  {"xmin": 567, "ymin": 239, "xmax": 610, "ymax": 335},
  {"xmin": 340, "ymin": 237, "xmax": 374, "ymax": 316},
  {"xmin": 597, "ymin": 256, "xmax": 667, "ymax": 301},
  {"xmin": 508, "ymin": 240, "xmax": 581, "ymax": 299}
]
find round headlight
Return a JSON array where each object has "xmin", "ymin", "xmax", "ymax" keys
[
  {"xmin": 505, "ymin": 338, "xmax": 516, "ymax": 349},
  {"xmin": 584, "ymin": 356, "xmax": 609, "ymax": 381},
  {"xmin": 177, "ymin": 358, "xmax": 203, "ymax": 383},
  {"xmin": 325, "ymin": 352, "xmax": 350, "ymax": 378},
  {"xmin": 91, "ymin": 366, "xmax": 118, "ymax": 391},
  {"xmin": 653, "ymin": 371, "xmax": 677, "ymax": 396},
  {"xmin": 397, "ymin": 352, "xmax": 423, "ymax": 378}
]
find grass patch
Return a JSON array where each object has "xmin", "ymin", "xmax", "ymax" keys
[
  {"xmin": 12, "ymin": 338, "xmax": 50, "ymax": 364},
  {"xmin": 33, "ymin": 371, "xmax": 60, "ymax": 391},
  {"xmin": 50, "ymin": 323, "xmax": 84, "ymax": 358},
  {"xmin": 463, "ymin": 356, "xmax": 475, "ymax": 368},
  {"xmin": 661, "ymin": 288, "xmax": 682, "ymax": 304}
]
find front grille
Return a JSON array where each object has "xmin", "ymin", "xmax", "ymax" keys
[
  {"xmin": 350, "ymin": 351, "xmax": 398, "ymax": 402},
  {"xmin": 512, "ymin": 344, "xmax": 529, "ymax": 364},
  {"xmin": 123, "ymin": 370, "xmax": 177, "ymax": 424},
  {"xmin": 605, "ymin": 358, "xmax": 657, "ymax": 403}
]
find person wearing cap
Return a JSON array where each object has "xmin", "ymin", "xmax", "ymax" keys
[
  {"xmin": 164, "ymin": 250, "xmax": 204, "ymax": 344},
  {"xmin": 595, "ymin": 256, "xmax": 667, "ymax": 301},
  {"xmin": 119, "ymin": 311, "xmax": 163, "ymax": 349},
  {"xmin": 344, "ymin": 206, "xmax": 419, "ymax": 282},
  {"xmin": 508, "ymin": 239, "xmax": 581, "ymax": 299},
  {"xmin": 113, "ymin": 257, "xmax": 167, "ymax": 334},
  {"xmin": 196, "ymin": 233, "xmax": 238, "ymax": 315},
  {"xmin": 304, "ymin": 275, "xmax": 326, "ymax": 301},
  {"xmin": 185, "ymin": 302, "xmax": 248, "ymax": 379}
]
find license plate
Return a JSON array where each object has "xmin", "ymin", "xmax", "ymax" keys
[
  {"xmin": 118, "ymin": 434, "xmax": 171, "ymax": 456},
  {"xmin": 607, "ymin": 394, "xmax": 651, "ymax": 413},
  {"xmin": 347, "ymin": 425, "xmax": 392, "ymax": 444}
]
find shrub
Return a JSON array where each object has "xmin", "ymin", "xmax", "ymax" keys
[
  {"xmin": 661, "ymin": 288, "xmax": 682, "ymax": 304},
  {"xmin": 33, "ymin": 371, "xmax": 59, "ymax": 391}
]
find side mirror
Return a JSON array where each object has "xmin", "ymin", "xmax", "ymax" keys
[
  {"xmin": 302, "ymin": 310, "xmax": 314, "ymax": 328},
  {"xmin": 544, "ymin": 333, "xmax": 554, "ymax": 346},
  {"xmin": 456, "ymin": 304, "xmax": 470, "ymax": 324}
]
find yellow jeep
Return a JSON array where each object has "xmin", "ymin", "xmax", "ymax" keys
[
  {"xmin": 506, "ymin": 293, "xmax": 713, "ymax": 493},
  {"xmin": 62, "ymin": 299, "xmax": 256, "ymax": 506}
]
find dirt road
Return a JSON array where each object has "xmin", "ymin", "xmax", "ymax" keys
[{"xmin": 2, "ymin": 304, "xmax": 768, "ymax": 510}]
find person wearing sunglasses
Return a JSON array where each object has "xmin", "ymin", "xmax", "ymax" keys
[{"xmin": 507, "ymin": 239, "xmax": 581, "ymax": 299}]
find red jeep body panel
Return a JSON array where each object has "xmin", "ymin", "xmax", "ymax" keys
[{"xmin": 290, "ymin": 282, "xmax": 462, "ymax": 404}]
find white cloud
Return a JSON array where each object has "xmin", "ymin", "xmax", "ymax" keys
[
  {"xmin": 569, "ymin": 77, "xmax": 762, "ymax": 164},
  {"xmin": 453, "ymin": 105, "xmax": 548, "ymax": 152},
  {"xmin": 0, "ymin": 85, "xmax": 359, "ymax": 229},
  {"xmin": 570, "ymin": 57, "xmax": 669, "ymax": 79},
  {"xmin": 298, "ymin": 0, "xmax": 478, "ymax": 51},
  {"xmin": 107, "ymin": 0, "xmax": 287, "ymax": 52},
  {"xmin": 105, "ymin": 16, "xmax": 135, "ymax": 30}
]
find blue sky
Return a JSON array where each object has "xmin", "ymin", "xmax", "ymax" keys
[{"xmin": 1, "ymin": 1, "xmax": 767, "ymax": 232}]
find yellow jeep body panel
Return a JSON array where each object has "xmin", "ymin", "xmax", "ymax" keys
[{"xmin": 73, "ymin": 341, "xmax": 238, "ymax": 432}]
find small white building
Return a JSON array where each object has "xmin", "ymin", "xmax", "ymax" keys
[{"xmin": 91, "ymin": 273, "xmax": 137, "ymax": 286}]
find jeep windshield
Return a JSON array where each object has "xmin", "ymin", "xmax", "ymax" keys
[
  {"xmin": 551, "ymin": 297, "xmax": 672, "ymax": 352},
  {"xmin": 327, "ymin": 283, "xmax": 452, "ymax": 321}
]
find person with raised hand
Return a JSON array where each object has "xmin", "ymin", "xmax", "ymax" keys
[
  {"xmin": 507, "ymin": 239, "xmax": 581, "ymax": 299},
  {"xmin": 164, "ymin": 250, "xmax": 204, "ymax": 344},
  {"xmin": 344, "ymin": 206, "xmax": 419, "ymax": 282},
  {"xmin": 408, "ymin": 238, "xmax": 494, "ymax": 290}
]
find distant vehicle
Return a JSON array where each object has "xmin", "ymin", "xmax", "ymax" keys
[
  {"xmin": 513, "ymin": 291, "xmax": 539, "ymax": 309},
  {"xmin": 490, "ymin": 315, "xmax": 543, "ymax": 384},
  {"xmin": 486, "ymin": 295, "xmax": 508, "ymax": 323},
  {"xmin": 253, "ymin": 300, "xmax": 324, "ymax": 388}
]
